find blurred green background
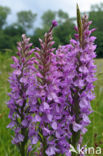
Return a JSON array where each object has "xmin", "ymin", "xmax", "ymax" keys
[{"xmin": 0, "ymin": 3, "xmax": 103, "ymax": 57}]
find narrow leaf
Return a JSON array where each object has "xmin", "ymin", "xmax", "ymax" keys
[{"xmin": 77, "ymin": 4, "xmax": 82, "ymax": 44}]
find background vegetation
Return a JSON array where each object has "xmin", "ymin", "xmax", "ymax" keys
[{"xmin": 0, "ymin": 3, "xmax": 103, "ymax": 57}]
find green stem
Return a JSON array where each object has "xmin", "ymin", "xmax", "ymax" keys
[
  {"xmin": 20, "ymin": 142, "xmax": 25, "ymax": 156},
  {"xmin": 38, "ymin": 128, "xmax": 47, "ymax": 156},
  {"xmin": 20, "ymin": 99, "xmax": 26, "ymax": 156},
  {"xmin": 72, "ymin": 131, "xmax": 80, "ymax": 148},
  {"xmin": 70, "ymin": 89, "xmax": 81, "ymax": 156},
  {"xmin": 42, "ymin": 137, "xmax": 47, "ymax": 156}
]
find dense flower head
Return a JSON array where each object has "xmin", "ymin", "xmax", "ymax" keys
[
  {"xmin": 69, "ymin": 15, "xmax": 96, "ymax": 132},
  {"xmin": 7, "ymin": 34, "xmax": 35, "ymax": 154},
  {"xmin": 7, "ymin": 15, "xmax": 96, "ymax": 156},
  {"xmin": 27, "ymin": 24, "xmax": 73, "ymax": 155},
  {"xmin": 56, "ymin": 14, "xmax": 96, "ymax": 151}
]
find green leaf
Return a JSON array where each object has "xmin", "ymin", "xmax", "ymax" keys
[{"xmin": 76, "ymin": 4, "xmax": 82, "ymax": 44}]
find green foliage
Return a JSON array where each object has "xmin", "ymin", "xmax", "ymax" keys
[
  {"xmin": 83, "ymin": 59, "xmax": 103, "ymax": 152},
  {"xmin": 54, "ymin": 19, "xmax": 75, "ymax": 46},
  {"xmin": 0, "ymin": 6, "xmax": 11, "ymax": 29},
  {"xmin": 89, "ymin": 4, "xmax": 103, "ymax": 32},
  {"xmin": 0, "ymin": 3, "xmax": 103, "ymax": 57},
  {"xmin": 57, "ymin": 9, "xmax": 69, "ymax": 19},
  {"xmin": 57, "ymin": 9, "xmax": 69, "ymax": 24},
  {"xmin": 41, "ymin": 10, "xmax": 56, "ymax": 28},
  {"xmin": 4, "ymin": 24, "xmax": 25, "ymax": 36},
  {"xmin": 0, "ymin": 24, "xmax": 25, "ymax": 52},
  {"xmin": 0, "ymin": 52, "xmax": 19, "ymax": 156},
  {"xmin": 89, "ymin": 3, "xmax": 103, "ymax": 57},
  {"xmin": 93, "ymin": 31, "xmax": 103, "ymax": 58},
  {"xmin": 0, "ymin": 31, "xmax": 11, "ymax": 49},
  {"xmin": 17, "ymin": 10, "xmax": 37, "ymax": 31}
]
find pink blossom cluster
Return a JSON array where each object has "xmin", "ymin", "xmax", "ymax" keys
[{"xmin": 7, "ymin": 15, "xmax": 96, "ymax": 156}]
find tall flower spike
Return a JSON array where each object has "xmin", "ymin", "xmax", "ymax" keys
[
  {"xmin": 7, "ymin": 34, "xmax": 35, "ymax": 156},
  {"xmin": 27, "ymin": 21, "xmax": 59, "ymax": 155},
  {"xmin": 27, "ymin": 21, "xmax": 71, "ymax": 155},
  {"xmin": 69, "ymin": 15, "xmax": 96, "ymax": 150},
  {"xmin": 28, "ymin": 21, "xmax": 58, "ymax": 155},
  {"xmin": 56, "ymin": 11, "xmax": 96, "ymax": 155}
]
